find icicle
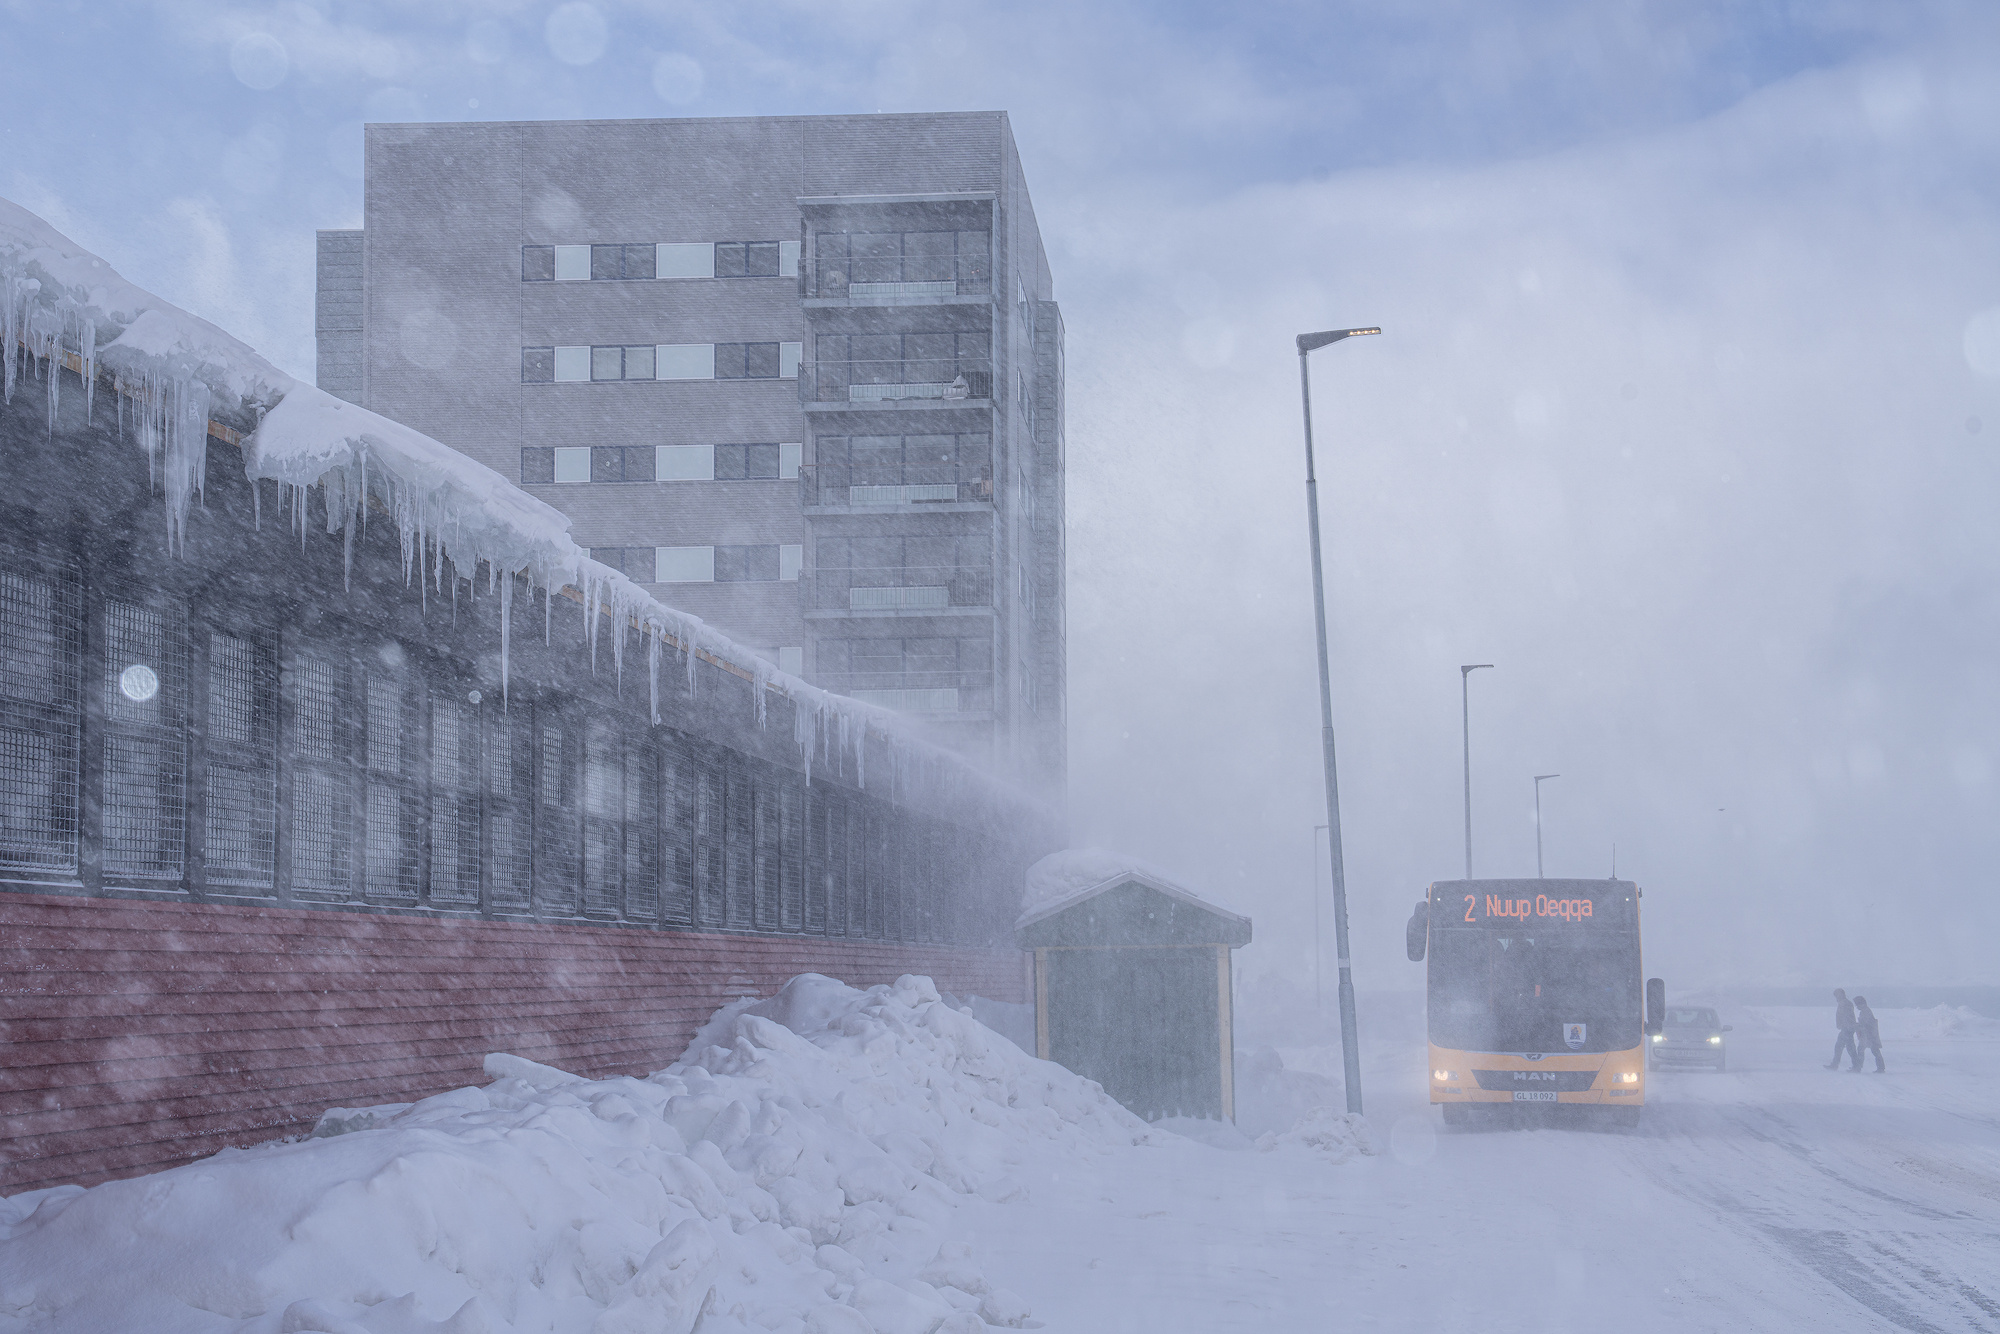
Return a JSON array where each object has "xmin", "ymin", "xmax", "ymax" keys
[
  {"xmin": 752, "ymin": 655, "xmax": 771, "ymax": 729},
  {"xmin": 26, "ymin": 305, "xmax": 61, "ymax": 432},
  {"xmin": 77, "ymin": 315, "xmax": 95, "ymax": 422},
  {"xmin": 357, "ymin": 445, "xmax": 368, "ymax": 544},
  {"xmin": 793, "ymin": 690, "xmax": 816, "ymax": 786},
  {"xmin": 0, "ymin": 271, "xmax": 21, "ymax": 404},
  {"xmin": 543, "ymin": 579, "xmax": 554, "ymax": 645},
  {"xmin": 585, "ymin": 569, "xmax": 600, "ymax": 675},
  {"xmin": 647, "ymin": 627, "xmax": 661, "ymax": 726},
  {"xmin": 498, "ymin": 567, "xmax": 513, "ymax": 706},
  {"xmin": 253, "ymin": 477, "xmax": 261, "ymax": 531}
]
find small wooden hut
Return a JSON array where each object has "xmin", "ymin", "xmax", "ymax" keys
[{"xmin": 1016, "ymin": 855, "xmax": 1252, "ymax": 1121}]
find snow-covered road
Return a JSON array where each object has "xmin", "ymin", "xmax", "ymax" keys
[{"xmin": 967, "ymin": 1004, "xmax": 2000, "ymax": 1333}]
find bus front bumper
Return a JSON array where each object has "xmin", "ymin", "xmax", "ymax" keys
[{"xmin": 1427, "ymin": 1044, "xmax": 1646, "ymax": 1104}]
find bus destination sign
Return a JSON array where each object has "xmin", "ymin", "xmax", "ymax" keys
[{"xmin": 1434, "ymin": 880, "xmax": 1635, "ymax": 929}]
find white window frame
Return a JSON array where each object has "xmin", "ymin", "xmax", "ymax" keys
[
  {"xmin": 656, "ymin": 242, "xmax": 716, "ymax": 279},
  {"xmin": 656, "ymin": 444, "xmax": 715, "ymax": 481},
  {"xmin": 654, "ymin": 546, "xmax": 716, "ymax": 583},
  {"xmin": 554, "ymin": 245, "xmax": 591, "ymax": 281},
  {"xmin": 553, "ymin": 346, "xmax": 591, "ymax": 382},
  {"xmin": 656, "ymin": 343, "xmax": 716, "ymax": 380},
  {"xmin": 552, "ymin": 447, "xmax": 591, "ymax": 483}
]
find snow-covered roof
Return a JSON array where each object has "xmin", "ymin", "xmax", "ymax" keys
[
  {"xmin": 0, "ymin": 196, "xmax": 1032, "ymax": 810},
  {"xmin": 1017, "ymin": 848, "xmax": 1250, "ymax": 931}
]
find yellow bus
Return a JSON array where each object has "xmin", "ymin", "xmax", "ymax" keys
[{"xmin": 1406, "ymin": 878, "xmax": 1663, "ymax": 1128}]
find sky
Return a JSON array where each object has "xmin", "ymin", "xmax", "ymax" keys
[{"xmin": 4, "ymin": 1, "xmax": 1999, "ymax": 993}]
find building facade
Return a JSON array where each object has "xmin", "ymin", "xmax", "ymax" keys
[
  {"xmin": 320, "ymin": 112, "xmax": 1066, "ymax": 795},
  {"xmin": 1, "ymin": 198, "xmax": 1056, "ymax": 1191}
]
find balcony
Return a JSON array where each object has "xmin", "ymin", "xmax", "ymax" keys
[
  {"xmin": 812, "ymin": 229, "xmax": 991, "ymax": 301},
  {"xmin": 803, "ymin": 362, "xmax": 992, "ymax": 406},
  {"xmin": 802, "ymin": 565, "xmax": 993, "ymax": 616},
  {"xmin": 800, "ymin": 465, "xmax": 993, "ymax": 510},
  {"xmin": 823, "ymin": 669, "xmax": 994, "ymax": 718}
]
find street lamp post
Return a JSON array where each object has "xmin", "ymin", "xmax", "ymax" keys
[
  {"xmin": 1534, "ymin": 773, "xmax": 1561, "ymax": 878},
  {"xmin": 1296, "ymin": 324, "xmax": 1379, "ymax": 1117},
  {"xmin": 1461, "ymin": 664, "xmax": 1493, "ymax": 879},
  {"xmin": 1312, "ymin": 823, "xmax": 1329, "ymax": 1013}
]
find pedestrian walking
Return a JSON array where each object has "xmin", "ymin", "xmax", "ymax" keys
[
  {"xmin": 1825, "ymin": 988, "xmax": 1858, "ymax": 1070},
  {"xmin": 1852, "ymin": 996, "xmax": 1885, "ymax": 1072}
]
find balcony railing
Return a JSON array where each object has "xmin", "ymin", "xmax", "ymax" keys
[
  {"xmin": 849, "ymin": 687, "xmax": 961, "ymax": 713},
  {"xmin": 823, "ymin": 669, "xmax": 994, "ymax": 716},
  {"xmin": 846, "ymin": 280, "xmax": 958, "ymax": 299},
  {"xmin": 803, "ymin": 362, "xmax": 991, "ymax": 405},
  {"xmin": 803, "ymin": 565, "xmax": 993, "ymax": 612},
  {"xmin": 800, "ymin": 465, "xmax": 993, "ymax": 508}
]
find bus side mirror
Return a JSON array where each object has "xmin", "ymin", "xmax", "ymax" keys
[
  {"xmin": 1646, "ymin": 977, "xmax": 1665, "ymax": 1035},
  {"xmin": 1405, "ymin": 901, "xmax": 1429, "ymax": 962}
]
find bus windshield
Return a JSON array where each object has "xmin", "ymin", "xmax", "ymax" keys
[{"xmin": 1428, "ymin": 928, "xmax": 1642, "ymax": 1054}]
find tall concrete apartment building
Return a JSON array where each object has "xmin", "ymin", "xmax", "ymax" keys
[{"xmin": 316, "ymin": 112, "xmax": 1066, "ymax": 794}]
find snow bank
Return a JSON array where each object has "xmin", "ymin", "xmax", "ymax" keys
[
  {"xmin": 1892, "ymin": 1004, "xmax": 2000, "ymax": 1041},
  {"xmin": 1, "ymin": 197, "xmax": 1027, "ymax": 809},
  {"xmin": 0, "ymin": 974, "xmax": 1151, "ymax": 1334},
  {"xmin": 1253, "ymin": 1109, "xmax": 1374, "ymax": 1163}
]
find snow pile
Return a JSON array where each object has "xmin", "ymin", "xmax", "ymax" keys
[
  {"xmin": 1, "ymin": 198, "xmax": 1029, "ymax": 809},
  {"xmin": 0, "ymin": 974, "xmax": 1149, "ymax": 1333},
  {"xmin": 1253, "ymin": 1109, "xmax": 1374, "ymax": 1163},
  {"xmin": 1231, "ymin": 1047, "xmax": 1345, "ymax": 1140},
  {"xmin": 1898, "ymin": 1004, "xmax": 2000, "ymax": 1041}
]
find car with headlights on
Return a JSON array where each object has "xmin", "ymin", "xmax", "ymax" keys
[{"xmin": 1649, "ymin": 1005, "xmax": 1731, "ymax": 1071}]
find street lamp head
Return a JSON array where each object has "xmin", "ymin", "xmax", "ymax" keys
[
  {"xmin": 1535, "ymin": 773, "xmax": 1561, "ymax": 783},
  {"xmin": 1461, "ymin": 663, "xmax": 1494, "ymax": 677},
  {"xmin": 1297, "ymin": 327, "xmax": 1382, "ymax": 354}
]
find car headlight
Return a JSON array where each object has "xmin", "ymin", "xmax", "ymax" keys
[
  {"xmin": 1612, "ymin": 1071, "xmax": 1639, "ymax": 1083},
  {"xmin": 1651, "ymin": 1034, "xmax": 1665, "ymax": 1042},
  {"xmin": 1432, "ymin": 1069, "xmax": 1454, "ymax": 1081},
  {"xmin": 1708, "ymin": 1035, "xmax": 1722, "ymax": 1044}
]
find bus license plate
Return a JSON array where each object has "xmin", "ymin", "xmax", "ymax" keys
[{"xmin": 1512, "ymin": 1091, "xmax": 1559, "ymax": 1103}]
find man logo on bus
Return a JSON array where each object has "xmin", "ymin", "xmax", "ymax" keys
[{"xmin": 1565, "ymin": 1023, "xmax": 1587, "ymax": 1050}]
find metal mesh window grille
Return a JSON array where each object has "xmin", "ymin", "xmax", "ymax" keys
[
  {"xmin": 363, "ymin": 672, "xmax": 417, "ymax": 903},
  {"xmin": 695, "ymin": 755, "xmax": 725, "ymax": 928},
  {"xmin": 0, "ymin": 567, "xmax": 81, "ymax": 873},
  {"xmin": 779, "ymin": 781, "xmax": 803, "ymax": 931},
  {"xmin": 725, "ymin": 765, "xmax": 752, "ymax": 929},
  {"xmin": 844, "ymin": 803, "xmax": 865, "ymax": 938},
  {"xmin": 624, "ymin": 741, "xmax": 659, "ymax": 923},
  {"xmin": 485, "ymin": 705, "xmax": 534, "ymax": 914},
  {"xmin": 102, "ymin": 599, "xmax": 187, "ymax": 881},
  {"xmin": 537, "ymin": 716, "xmax": 578, "ymax": 915},
  {"xmin": 428, "ymin": 691, "xmax": 480, "ymax": 906},
  {"xmin": 752, "ymin": 778, "xmax": 778, "ymax": 929},
  {"xmin": 204, "ymin": 630, "xmax": 277, "ymax": 891},
  {"xmin": 582, "ymin": 720, "xmax": 622, "ymax": 918},
  {"xmin": 287, "ymin": 652, "xmax": 351, "ymax": 898},
  {"xmin": 805, "ymin": 789, "xmax": 829, "ymax": 934},
  {"xmin": 659, "ymin": 741, "xmax": 694, "ymax": 925}
]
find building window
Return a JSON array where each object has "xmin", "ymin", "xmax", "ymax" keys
[
  {"xmin": 715, "ymin": 241, "xmax": 783, "ymax": 278},
  {"xmin": 204, "ymin": 628, "xmax": 277, "ymax": 893},
  {"xmin": 522, "ymin": 347, "xmax": 554, "ymax": 383},
  {"xmin": 715, "ymin": 443, "xmax": 781, "ymax": 480},
  {"xmin": 657, "ymin": 444, "xmax": 714, "ymax": 481},
  {"xmin": 554, "ymin": 346, "xmax": 591, "ymax": 382},
  {"xmin": 657, "ymin": 242, "xmax": 714, "ymax": 279},
  {"xmin": 0, "ymin": 564, "xmax": 82, "ymax": 876},
  {"xmin": 780, "ymin": 443, "xmax": 802, "ymax": 480},
  {"xmin": 777, "ymin": 646, "xmax": 803, "ymax": 675},
  {"xmin": 553, "ymin": 447, "xmax": 591, "ymax": 483},
  {"xmin": 554, "ymin": 245, "xmax": 591, "ymax": 281},
  {"xmin": 812, "ymin": 433, "xmax": 991, "ymax": 504},
  {"xmin": 523, "ymin": 246, "xmax": 556, "ymax": 281},
  {"xmin": 715, "ymin": 545, "xmax": 780, "ymax": 582},
  {"xmin": 656, "ymin": 546, "xmax": 716, "ymax": 583},
  {"xmin": 780, "ymin": 241, "xmax": 801, "ymax": 277},
  {"xmin": 592, "ymin": 345, "xmax": 656, "ymax": 381},
  {"xmin": 809, "ymin": 331, "xmax": 990, "ymax": 401},
  {"xmin": 813, "ymin": 228, "xmax": 991, "ymax": 298},
  {"xmin": 102, "ymin": 598, "xmax": 189, "ymax": 882},
  {"xmin": 287, "ymin": 648, "xmax": 352, "ymax": 899},
  {"xmin": 593, "ymin": 244, "xmax": 656, "ymax": 280},
  {"xmin": 715, "ymin": 342, "xmax": 778, "ymax": 380},
  {"xmin": 657, "ymin": 343, "xmax": 716, "ymax": 380},
  {"xmin": 428, "ymin": 687, "xmax": 481, "ymax": 906},
  {"xmin": 779, "ymin": 342, "xmax": 802, "ymax": 380},
  {"xmin": 779, "ymin": 545, "xmax": 802, "ymax": 582}
]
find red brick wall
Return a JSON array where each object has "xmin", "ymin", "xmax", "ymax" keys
[{"xmin": 0, "ymin": 892, "xmax": 1027, "ymax": 1193}]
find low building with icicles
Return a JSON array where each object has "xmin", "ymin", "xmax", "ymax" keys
[{"xmin": 0, "ymin": 199, "xmax": 1059, "ymax": 1193}]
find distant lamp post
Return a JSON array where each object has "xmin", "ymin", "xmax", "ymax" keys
[
  {"xmin": 1535, "ymin": 773, "xmax": 1561, "ymax": 878},
  {"xmin": 1461, "ymin": 664, "xmax": 1493, "ymax": 878},
  {"xmin": 1295, "ymin": 323, "xmax": 1379, "ymax": 1117}
]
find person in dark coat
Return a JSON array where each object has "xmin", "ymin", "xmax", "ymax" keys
[
  {"xmin": 1826, "ymin": 988, "xmax": 1858, "ymax": 1070},
  {"xmin": 1852, "ymin": 996, "xmax": 1885, "ymax": 1072}
]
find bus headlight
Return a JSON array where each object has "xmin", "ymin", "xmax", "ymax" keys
[
  {"xmin": 1612, "ymin": 1071, "xmax": 1639, "ymax": 1083},
  {"xmin": 1708, "ymin": 1035, "xmax": 1722, "ymax": 1044},
  {"xmin": 1651, "ymin": 1034, "xmax": 1665, "ymax": 1042},
  {"xmin": 1432, "ymin": 1070, "xmax": 1454, "ymax": 1082}
]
